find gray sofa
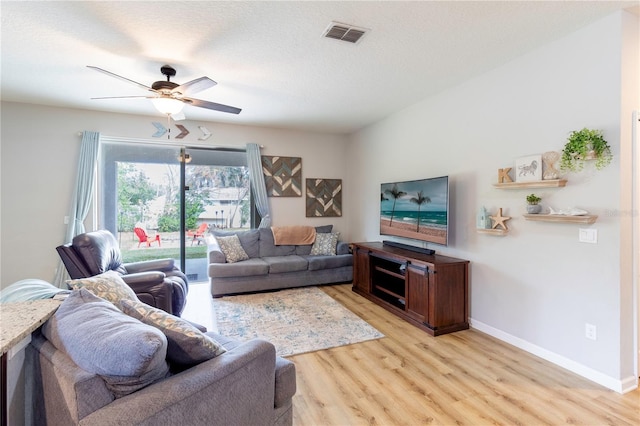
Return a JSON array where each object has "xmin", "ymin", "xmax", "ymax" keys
[
  {"xmin": 27, "ymin": 288, "xmax": 296, "ymax": 425},
  {"xmin": 207, "ymin": 227, "xmax": 353, "ymax": 298}
]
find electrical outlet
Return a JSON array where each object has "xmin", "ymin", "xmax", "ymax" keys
[
  {"xmin": 64, "ymin": 216, "xmax": 69, "ymax": 225},
  {"xmin": 579, "ymin": 228, "xmax": 597, "ymax": 243},
  {"xmin": 585, "ymin": 323, "xmax": 597, "ymax": 340}
]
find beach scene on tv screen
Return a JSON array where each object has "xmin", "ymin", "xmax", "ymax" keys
[{"xmin": 380, "ymin": 177, "xmax": 448, "ymax": 245}]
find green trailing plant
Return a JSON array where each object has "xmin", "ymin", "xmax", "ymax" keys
[
  {"xmin": 560, "ymin": 128, "xmax": 612, "ymax": 172},
  {"xmin": 526, "ymin": 194, "xmax": 541, "ymax": 205}
]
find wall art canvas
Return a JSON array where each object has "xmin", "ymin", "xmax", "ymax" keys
[
  {"xmin": 261, "ymin": 156, "xmax": 302, "ymax": 197},
  {"xmin": 306, "ymin": 178, "xmax": 342, "ymax": 217},
  {"xmin": 515, "ymin": 154, "xmax": 542, "ymax": 182}
]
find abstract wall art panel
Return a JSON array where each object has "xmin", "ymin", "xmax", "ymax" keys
[
  {"xmin": 306, "ymin": 178, "xmax": 342, "ymax": 217},
  {"xmin": 261, "ymin": 156, "xmax": 302, "ymax": 197}
]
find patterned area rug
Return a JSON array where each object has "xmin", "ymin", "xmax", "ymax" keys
[{"xmin": 213, "ymin": 286, "xmax": 384, "ymax": 357}]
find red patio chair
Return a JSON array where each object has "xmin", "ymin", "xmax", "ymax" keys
[
  {"xmin": 187, "ymin": 223, "xmax": 209, "ymax": 246},
  {"xmin": 134, "ymin": 227, "xmax": 161, "ymax": 248}
]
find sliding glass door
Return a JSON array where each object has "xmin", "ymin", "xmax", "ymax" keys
[
  {"xmin": 100, "ymin": 141, "xmax": 253, "ymax": 283},
  {"xmin": 180, "ymin": 147, "xmax": 252, "ymax": 280}
]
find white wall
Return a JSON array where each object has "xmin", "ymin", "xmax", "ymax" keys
[
  {"xmin": 346, "ymin": 11, "xmax": 638, "ymax": 391},
  {"xmin": 1, "ymin": 103, "xmax": 349, "ymax": 287}
]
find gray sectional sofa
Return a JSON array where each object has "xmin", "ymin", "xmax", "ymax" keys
[
  {"xmin": 29, "ymin": 287, "xmax": 296, "ymax": 425},
  {"xmin": 207, "ymin": 226, "xmax": 353, "ymax": 298}
]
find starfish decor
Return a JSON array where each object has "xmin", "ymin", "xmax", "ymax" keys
[{"xmin": 490, "ymin": 208, "xmax": 511, "ymax": 230}]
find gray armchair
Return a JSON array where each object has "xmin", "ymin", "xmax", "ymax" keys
[{"xmin": 56, "ymin": 230, "xmax": 188, "ymax": 316}]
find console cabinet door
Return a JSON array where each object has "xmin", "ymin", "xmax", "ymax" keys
[
  {"xmin": 353, "ymin": 246, "xmax": 371, "ymax": 293},
  {"xmin": 406, "ymin": 263, "xmax": 429, "ymax": 323},
  {"xmin": 428, "ymin": 263, "xmax": 468, "ymax": 328}
]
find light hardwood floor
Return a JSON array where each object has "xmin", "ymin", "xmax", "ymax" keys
[{"xmin": 184, "ymin": 283, "xmax": 640, "ymax": 425}]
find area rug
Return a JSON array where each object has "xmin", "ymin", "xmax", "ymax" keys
[{"xmin": 212, "ymin": 286, "xmax": 384, "ymax": 357}]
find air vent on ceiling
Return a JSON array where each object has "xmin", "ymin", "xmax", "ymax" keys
[{"xmin": 322, "ymin": 21, "xmax": 369, "ymax": 44}]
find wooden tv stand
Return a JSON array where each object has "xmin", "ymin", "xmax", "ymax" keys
[{"xmin": 352, "ymin": 242, "xmax": 469, "ymax": 336}]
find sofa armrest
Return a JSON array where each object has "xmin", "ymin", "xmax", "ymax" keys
[
  {"xmin": 336, "ymin": 241, "xmax": 350, "ymax": 255},
  {"xmin": 120, "ymin": 273, "xmax": 173, "ymax": 314},
  {"xmin": 121, "ymin": 271, "xmax": 166, "ymax": 286},
  {"xmin": 124, "ymin": 258, "xmax": 176, "ymax": 273},
  {"xmin": 274, "ymin": 356, "xmax": 296, "ymax": 408},
  {"xmin": 207, "ymin": 236, "xmax": 226, "ymax": 264},
  {"xmin": 79, "ymin": 339, "xmax": 281, "ymax": 425}
]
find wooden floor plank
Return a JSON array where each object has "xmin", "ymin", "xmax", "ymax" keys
[{"xmin": 184, "ymin": 282, "xmax": 639, "ymax": 425}]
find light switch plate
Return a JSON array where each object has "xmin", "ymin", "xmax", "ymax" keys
[{"xmin": 579, "ymin": 228, "xmax": 597, "ymax": 244}]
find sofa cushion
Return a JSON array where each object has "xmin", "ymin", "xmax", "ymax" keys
[
  {"xmin": 66, "ymin": 270, "xmax": 138, "ymax": 310},
  {"xmin": 121, "ymin": 300, "xmax": 226, "ymax": 366},
  {"xmin": 42, "ymin": 288, "xmax": 169, "ymax": 398},
  {"xmin": 263, "ymin": 255, "xmax": 309, "ymax": 274},
  {"xmin": 305, "ymin": 254, "xmax": 353, "ymax": 271},
  {"xmin": 259, "ymin": 228, "xmax": 295, "ymax": 257},
  {"xmin": 310, "ymin": 232, "xmax": 340, "ymax": 256},
  {"xmin": 217, "ymin": 235, "xmax": 250, "ymax": 263},
  {"xmin": 295, "ymin": 225, "xmax": 334, "ymax": 255},
  {"xmin": 209, "ymin": 258, "xmax": 269, "ymax": 278},
  {"xmin": 213, "ymin": 229, "xmax": 260, "ymax": 258}
]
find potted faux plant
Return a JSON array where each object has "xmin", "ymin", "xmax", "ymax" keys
[
  {"xmin": 560, "ymin": 128, "xmax": 613, "ymax": 172},
  {"xmin": 526, "ymin": 193, "xmax": 542, "ymax": 214}
]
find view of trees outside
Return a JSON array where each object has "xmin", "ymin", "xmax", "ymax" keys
[{"xmin": 117, "ymin": 161, "xmax": 251, "ymax": 250}]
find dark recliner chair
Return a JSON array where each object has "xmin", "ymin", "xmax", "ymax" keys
[{"xmin": 56, "ymin": 230, "xmax": 189, "ymax": 316}]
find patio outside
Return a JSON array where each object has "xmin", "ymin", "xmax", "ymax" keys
[{"xmin": 116, "ymin": 161, "xmax": 251, "ymax": 283}]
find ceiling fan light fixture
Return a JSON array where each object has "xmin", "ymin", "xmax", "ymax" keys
[{"xmin": 151, "ymin": 97, "xmax": 184, "ymax": 115}]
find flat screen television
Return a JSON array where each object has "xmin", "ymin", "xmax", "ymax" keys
[{"xmin": 380, "ymin": 176, "xmax": 449, "ymax": 246}]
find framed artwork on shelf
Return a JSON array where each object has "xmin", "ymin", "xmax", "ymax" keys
[
  {"xmin": 261, "ymin": 156, "xmax": 302, "ymax": 197},
  {"xmin": 306, "ymin": 178, "xmax": 342, "ymax": 217},
  {"xmin": 542, "ymin": 151, "xmax": 560, "ymax": 180},
  {"xmin": 515, "ymin": 154, "xmax": 542, "ymax": 182}
]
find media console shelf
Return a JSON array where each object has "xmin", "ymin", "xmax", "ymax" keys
[{"xmin": 352, "ymin": 242, "xmax": 469, "ymax": 336}]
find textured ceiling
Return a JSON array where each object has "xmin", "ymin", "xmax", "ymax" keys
[{"xmin": 1, "ymin": 1, "xmax": 637, "ymax": 134}]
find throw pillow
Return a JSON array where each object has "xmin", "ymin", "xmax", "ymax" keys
[
  {"xmin": 42, "ymin": 288, "xmax": 169, "ymax": 398},
  {"xmin": 66, "ymin": 270, "xmax": 138, "ymax": 310},
  {"xmin": 315, "ymin": 225, "xmax": 333, "ymax": 234},
  {"xmin": 295, "ymin": 225, "xmax": 334, "ymax": 255},
  {"xmin": 310, "ymin": 232, "xmax": 340, "ymax": 256},
  {"xmin": 217, "ymin": 234, "xmax": 250, "ymax": 263},
  {"xmin": 121, "ymin": 299, "xmax": 226, "ymax": 366},
  {"xmin": 213, "ymin": 229, "xmax": 260, "ymax": 258}
]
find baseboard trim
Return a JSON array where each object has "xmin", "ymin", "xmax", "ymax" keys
[{"xmin": 470, "ymin": 318, "xmax": 638, "ymax": 394}]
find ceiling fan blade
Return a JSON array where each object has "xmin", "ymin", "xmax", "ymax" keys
[
  {"xmin": 90, "ymin": 95, "xmax": 154, "ymax": 100},
  {"xmin": 173, "ymin": 77, "xmax": 217, "ymax": 95},
  {"xmin": 87, "ymin": 66, "xmax": 153, "ymax": 92},
  {"xmin": 183, "ymin": 97, "xmax": 242, "ymax": 114}
]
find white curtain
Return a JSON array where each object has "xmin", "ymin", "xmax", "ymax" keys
[
  {"xmin": 246, "ymin": 143, "xmax": 271, "ymax": 228},
  {"xmin": 53, "ymin": 131, "xmax": 101, "ymax": 287}
]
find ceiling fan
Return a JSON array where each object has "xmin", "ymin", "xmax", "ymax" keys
[{"xmin": 87, "ymin": 65, "xmax": 242, "ymax": 118}]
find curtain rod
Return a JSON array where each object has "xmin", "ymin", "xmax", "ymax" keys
[{"xmin": 77, "ymin": 133, "xmax": 264, "ymax": 150}]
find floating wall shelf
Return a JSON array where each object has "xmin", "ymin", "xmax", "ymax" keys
[
  {"xmin": 522, "ymin": 214, "xmax": 597, "ymax": 224},
  {"xmin": 476, "ymin": 228, "xmax": 508, "ymax": 236},
  {"xmin": 493, "ymin": 179, "xmax": 567, "ymax": 189}
]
